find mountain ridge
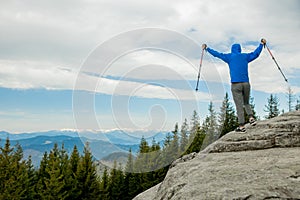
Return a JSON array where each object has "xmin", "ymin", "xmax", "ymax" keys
[
  {"xmin": 0, "ymin": 129, "xmax": 167, "ymax": 144},
  {"xmin": 0, "ymin": 129, "xmax": 167, "ymax": 167}
]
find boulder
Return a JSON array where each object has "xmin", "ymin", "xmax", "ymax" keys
[{"xmin": 133, "ymin": 111, "xmax": 300, "ymax": 200}]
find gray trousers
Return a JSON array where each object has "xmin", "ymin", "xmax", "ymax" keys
[{"xmin": 231, "ymin": 82, "xmax": 253, "ymax": 125}]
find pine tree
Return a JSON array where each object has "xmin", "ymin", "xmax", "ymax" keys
[
  {"xmin": 151, "ymin": 137, "xmax": 160, "ymax": 152},
  {"xmin": 76, "ymin": 143, "xmax": 100, "ymax": 200},
  {"xmin": 187, "ymin": 110, "xmax": 201, "ymax": 151},
  {"xmin": 130, "ymin": 137, "xmax": 151, "ymax": 197},
  {"xmin": 163, "ymin": 132, "xmax": 172, "ymax": 148},
  {"xmin": 185, "ymin": 111, "xmax": 205, "ymax": 154},
  {"xmin": 264, "ymin": 94, "xmax": 280, "ymax": 119},
  {"xmin": 135, "ymin": 136, "xmax": 151, "ymax": 172},
  {"xmin": 65, "ymin": 145, "xmax": 81, "ymax": 200},
  {"xmin": 0, "ymin": 139, "xmax": 34, "ymax": 199},
  {"xmin": 179, "ymin": 118, "xmax": 189, "ymax": 155},
  {"xmin": 219, "ymin": 92, "xmax": 238, "ymax": 137},
  {"xmin": 202, "ymin": 101, "xmax": 219, "ymax": 148},
  {"xmin": 42, "ymin": 143, "xmax": 68, "ymax": 200},
  {"xmin": 127, "ymin": 172, "xmax": 142, "ymax": 199},
  {"xmin": 23, "ymin": 156, "xmax": 37, "ymax": 200},
  {"xmin": 185, "ymin": 128, "xmax": 206, "ymax": 154},
  {"xmin": 99, "ymin": 166, "xmax": 110, "ymax": 200},
  {"xmin": 108, "ymin": 161, "xmax": 124, "ymax": 200},
  {"xmin": 125, "ymin": 148, "xmax": 134, "ymax": 173},
  {"xmin": 0, "ymin": 138, "xmax": 14, "ymax": 198},
  {"xmin": 35, "ymin": 151, "xmax": 48, "ymax": 198},
  {"xmin": 123, "ymin": 149, "xmax": 134, "ymax": 200},
  {"xmin": 149, "ymin": 138, "xmax": 161, "ymax": 171},
  {"xmin": 286, "ymin": 86, "xmax": 295, "ymax": 112},
  {"xmin": 69, "ymin": 145, "xmax": 80, "ymax": 178},
  {"xmin": 190, "ymin": 110, "xmax": 200, "ymax": 137},
  {"xmin": 170, "ymin": 123, "xmax": 179, "ymax": 160},
  {"xmin": 139, "ymin": 136, "xmax": 150, "ymax": 153}
]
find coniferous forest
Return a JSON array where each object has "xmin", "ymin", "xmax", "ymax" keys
[{"xmin": 1, "ymin": 93, "xmax": 298, "ymax": 200}]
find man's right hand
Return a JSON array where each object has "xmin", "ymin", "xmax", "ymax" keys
[
  {"xmin": 261, "ymin": 38, "xmax": 266, "ymax": 45},
  {"xmin": 202, "ymin": 44, "xmax": 207, "ymax": 50}
]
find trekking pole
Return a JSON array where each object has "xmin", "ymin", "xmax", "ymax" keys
[
  {"xmin": 195, "ymin": 46, "xmax": 205, "ymax": 91},
  {"xmin": 264, "ymin": 42, "xmax": 288, "ymax": 82}
]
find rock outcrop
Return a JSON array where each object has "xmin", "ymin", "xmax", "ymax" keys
[{"xmin": 133, "ymin": 111, "xmax": 300, "ymax": 200}]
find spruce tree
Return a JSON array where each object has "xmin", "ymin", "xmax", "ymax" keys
[
  {"xmin": 66, "ymin": 145, "xmax": 81, "ymax": 200},
  {"xmin": 139, "ymin": 136, "xmax": 150, "ymax": 153},
  {"xmin": 125, "ymin": 148, "xmax": 134, "ymax": 173},
  {"xmin": 185, "ymin": 111, "xmax": 205, "ymax": 154},
  {"xmin": 202, "ymin": 102, "xmax": 218, "ymax": 148},
  {"xmin": 149, "ymin": 138, "xmax": 161, "ymax": 171},
  {"xmin": 179, "ymin": 118, "xmax": 189, "ymax": 155},
  {"xmin": 108, "ymin": 161, "xmax": 124, "ymax": 200},
  {"xmin": 123, "ymin": 149, "xmax": 134, "ymax": 200},
  {"xmin": 76, "ymin": 143, "xmax": 100, "ymax": 200},
  {"xmin": 23, "ymin": 156, "xmax": 37, "ymax": 200},
  {"xmin": 264, "ymin": 94, "xmax": 280, "ymax": 119},
  {"xmin": 135, "ymin": 136, "xmax": 150, "ymax": 172},
  {"xmin": 186, "ymin": 110, "xmax": 201, "ymax": 152},
  {"xmin": 151, "ymin": 137, "xmax": 160, "ymax": 152},
  {"xmin": 189, "ymin": 110, "xmax": 200, "ymax": 137},
  {"xmin": 36, "ymin": 151, "xmax": 48, "ymax": 198},
  {"xmin": 0, "ymin": 139, "xmax": 33, "ymax": 199},
  {"xmin": 286, "ymin": 86, "xmax": 295, "ymax": 112},
  {"xmin": 163, "ymin": 132, "xmax": 172, "ymax": 148},
  {"xmin": 219, "ymin": 92, "xmax": 238, "ymax": 137},
  {"xmin": 42, "ymin": 143, "xmax": 67, "ymax": 200},
  {"xmin": 185, "ymin": 128, "xmax": 205, "ymax": 154},
  {"xmin": 127, "ymin": 171, "xmax": 141, "ymax": 199},
  {"xmin": 99, "ymin": 166, "xmax": 110, "ymax": 200},
  {"xmin": 170, "ymin": 123, "xmax": 179, "ymax": 160}
]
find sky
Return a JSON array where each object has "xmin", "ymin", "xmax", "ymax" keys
[{"xmin": 0, "ymin": 0, "xmax": 299, "ymax": 133}]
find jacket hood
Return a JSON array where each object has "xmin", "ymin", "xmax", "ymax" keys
[{"xmin": 231, "ymin": 44, "xmax": 241, "ymax": 53}]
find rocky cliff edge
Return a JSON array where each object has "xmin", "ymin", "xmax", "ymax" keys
[{"xmin": 133, "ymin": 111, "xmax": 300, "ymax": 200}]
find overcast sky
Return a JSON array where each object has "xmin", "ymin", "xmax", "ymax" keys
[{"xmin": 0, "ymin": 0, "xmax": 299, "ymax": 133}]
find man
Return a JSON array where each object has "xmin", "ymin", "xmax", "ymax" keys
[{"xmin": 202, "ymin": 38, "xmax": 266, "ymax": 132}]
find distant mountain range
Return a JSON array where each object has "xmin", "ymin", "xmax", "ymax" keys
[{"xmin": 0, "ymin": 130, "xmax": 167, "ymax": 167}]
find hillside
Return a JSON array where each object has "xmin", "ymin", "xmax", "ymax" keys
[
  {"xmin": 0, "ymin": 129, "xmax": 165, "ymax": 166},
  {"xmin": 134, "ymin": 111, "xmax": 300, "ymax": 199}
]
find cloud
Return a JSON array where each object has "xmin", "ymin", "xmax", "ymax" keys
[
  {"xmin": 0, "ymin": 0, "xmax": 299, "ymax": 98},
  {"xmin": 75, "ymin": 71, "xmax": 212, "ymax": 101},
  {"xmin": 0, "ymin": 60, "xmax": 76, "ymax": 89},
  {"xmin": 1, "ymin": 0, "xmax": 299, "ymax": 133}
]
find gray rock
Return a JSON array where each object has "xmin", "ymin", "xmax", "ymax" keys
[{"xmin": 133, "ymin": 111, "xmax": 300, "ymax": 200}]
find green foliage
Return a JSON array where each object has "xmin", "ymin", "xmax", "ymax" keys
[
  {"xmin": 185, "ymin": 128, "xmax": 206, "ymax": 154},
  {"xmin": 264, "ymin": 94, "xmax": 280, "ymax": 119},
  {"xmin": 0, "ymin": 138, "xmax": 37, "ymax": 199},
  {"xmin": 219, "ymin": 92, "xmax": 238, "ymax": 138},
  {"xmin": 76, "ymin": 143, "xmax": 100, "ymax": 200},
  {"xmin": 201, "ymin": 102, "xmax": 218, "ymax": 149},
  {"xmin": 180, "ymin": 118, "xmax": 189, "ymax": 154},
  {"xmin": 3, "ymin": 93, "xmax": 279, "ymax": 200},
  {"xmin": 99, "ymin": 166, "xmax": 109, "ymax": 199}
]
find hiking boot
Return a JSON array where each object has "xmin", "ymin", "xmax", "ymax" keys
[
  {"xmin": 249, "ymin": 117, "xmax": 257, "ymax": 126},
  {"xmin": 235, "ymin": 126, "xmax": 246, "ymax": 132}
]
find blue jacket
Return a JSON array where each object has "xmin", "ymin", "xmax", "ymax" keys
[{"xmin": 207, "ymin": 43, "xmax": 263, "ymax": 83}]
